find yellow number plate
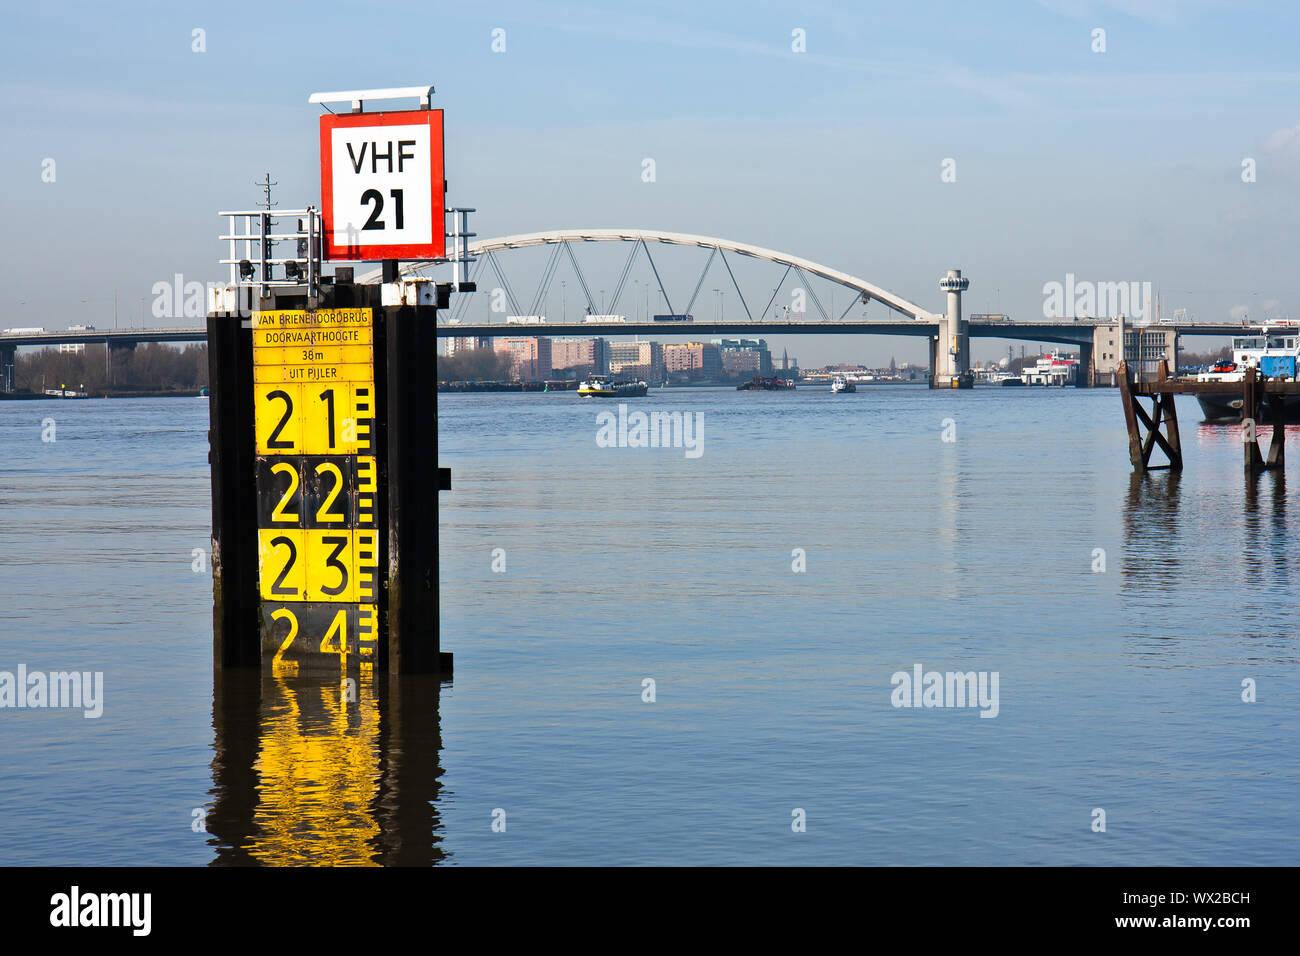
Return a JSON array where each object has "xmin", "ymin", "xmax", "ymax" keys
[
  {"xmin": 255, "ymin": 383, "xmax": 374, "ymax": 455},
  {"xmin": 259, "ymin": 529, "xmax": 379, "ymax": 603}
]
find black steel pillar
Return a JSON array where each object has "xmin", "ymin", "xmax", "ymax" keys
[
  {"xmin": 383, "ymin": 301, "xmax": 450, "ymax": 675},
  {"xmin": 206, "ymin": 310, "xmax": 260, "ymax": 667}
]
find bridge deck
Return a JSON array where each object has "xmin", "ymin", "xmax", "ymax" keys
[{"xmin": 0, "ymin": 321, "xmax": 1250, "ymax": 348}]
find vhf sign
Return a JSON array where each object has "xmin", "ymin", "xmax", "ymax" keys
[{"xmin": 320, "ymin": 109, "xmax": 445, "ymax": 261}]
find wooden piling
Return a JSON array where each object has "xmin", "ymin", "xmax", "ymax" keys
[
  {"xmin": 1156, "ymin": 360, "xmax": 1183, "ymax": 471},
  {"xmin": 1243, "ymin": 367, "xmax": 1265, "ymax": 474},
  {"xmin": 1266, "ymin": 391, "xmax": 1286, "ymax": 468},
  {"xmin": 1118, "ymin": 360, "xmax": 1183, "ymax": 474},
  {"xmin": 1119, "ymin": 360, "xmax": 1145, "ymax": 472}
]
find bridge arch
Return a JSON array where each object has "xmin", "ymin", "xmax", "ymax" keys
[{"xmin": 357, "ymin": 228, "xmax": 940, "ymax": 321}]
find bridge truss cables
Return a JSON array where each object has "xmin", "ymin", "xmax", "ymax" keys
[
  {"xmin": 794, "ymin": 267, "xmax": 830, "ymax": 321},
  {"xmin": 682, "ymin": 247, "xmax": 717, "ymax": 316},
  {"xmin": 561, "ymin": 242, "xmax": 598, "ymax": 314},
  {"xmin": 605, "ymin": 240, "xmax": 642, "ymax": 317},
  {"xmin": 638, "ymin": 239, "xmax": 675, "ymax": 316},
  {"xmin": 681, "ymin": 247, "xmax": 753, "ymax": 321},
  {"xmin": 717, "ymin": 249, "xmax": 753, "ymax": 321},
  {"xmin": 760, "ymin": 263, "xmax": 794, "ymax": 322},
  {"xmin": 449, "ymin": 256, "xmax": 488, "ymax": 324},
  {"xmin": 528, "ymin": 242, "xmax": 564, "ymax": 317},
  {"xmin": 838, "ymin": 292, "xmax": 868, "ymax": 321},
  {"xmin": 484, "ymin": 249, "xmax": 523, "ymax": 317}
]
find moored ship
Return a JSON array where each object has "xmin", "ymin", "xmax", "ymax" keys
[
  {"xmin": 1020, "ymin": 353, "xmax": 1078, "ymax": 386},
  {"xmin": 1195, "ymin": 325, "xmax": 1300, "ymax": 422}
]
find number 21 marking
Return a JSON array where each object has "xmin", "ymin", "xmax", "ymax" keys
[
  {"xmin": 319, "ymin": 389, "xmax": 336, "ymax": 448},
  {"xmin": 360, "ymin": 188, "xmax": 404, "ymax": 230}
]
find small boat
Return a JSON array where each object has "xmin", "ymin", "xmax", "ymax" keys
[
  {"xmin": 737, "ymin": 377, "xmax": 796, "ymax": 391},
  {"xmin": 577, "ymin": 374, "xmax": 649, "ymax": 398},
  {"xmin": 830, "ymin": 376, "xmax": 856, "ymax": 393}
]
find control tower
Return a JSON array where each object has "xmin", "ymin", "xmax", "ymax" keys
[{"xmin": 935, "ymin": 269, "xmax": 973, "ymax": 388}]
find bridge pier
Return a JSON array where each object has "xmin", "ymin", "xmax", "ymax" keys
[
  {"xmin": 0, "ymin": 343, "xmax": 14, "ymax": 392},
  {"xmin": 1076, "ymin": 341, "xmax": 1094, "ymax": 387},
  {"xmin": 934, "ymin": 270, "xmax": 972, "ymax": 388},
  {"xmin": 106, "ymin": 339, "xmax": 136, "ymax": 385}
]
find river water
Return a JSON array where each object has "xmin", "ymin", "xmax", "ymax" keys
[{"xmin": 0, "ymin": 387, "xmax": 1295, "ymax": 865}]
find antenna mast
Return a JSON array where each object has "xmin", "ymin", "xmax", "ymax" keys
[{"xmin": 255, "ymin": 172, "xmax": 278, "ymax": 210}]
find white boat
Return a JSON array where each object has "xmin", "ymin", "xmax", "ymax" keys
[
  {"xmin": 1020, "ymin": 354, "xmax": 1078, "ymax": 386},
  {"xmin": 1195, "ymin": 324, "xmax": 1300, "ymax": 421},
  {"xmin": 830, "ymin": 376, "xmax": 856, "ymax": 393},
  {"xmin": 577, "ymin": 374, "xmax": 649, "ymax": 398}
]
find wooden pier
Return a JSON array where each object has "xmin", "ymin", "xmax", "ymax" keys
[{"xmin": 1119, "ymin": 360, "xmax": 1295, "ymax": 475}]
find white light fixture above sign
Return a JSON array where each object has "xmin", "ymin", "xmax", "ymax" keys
[{"xmin": 308, "ymin": 86, "xmax": 434, "ymax": 113}]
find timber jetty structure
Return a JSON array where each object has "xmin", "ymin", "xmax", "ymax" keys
[{"xmin": 1119, "ymin": 360, "xmax": 1295, "ymax": 476}]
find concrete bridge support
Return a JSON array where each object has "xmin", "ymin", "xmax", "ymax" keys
[
  {"xmin": 1076, "ymin": 341, "xmax": 1094, "ymax": 387},
  {"xmin": 0, "ymin": 343, "xmax": 15, "ymax": 392},
  {"xmin": 106, "ymin": 339, "xmax": 137, "ymax": 385},
  {"xmin": 932, "ymin": 269, "xmax": 972, "ymax": 388}
]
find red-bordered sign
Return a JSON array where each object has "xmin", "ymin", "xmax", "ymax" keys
[{"xmin": 320, "ymin": 109, "xmax": 445, "ymax": 261}]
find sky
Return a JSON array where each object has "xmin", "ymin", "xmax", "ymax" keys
[{"xmin": 4, "ymin": 0, "xmax": 1300, "ymax": 366}]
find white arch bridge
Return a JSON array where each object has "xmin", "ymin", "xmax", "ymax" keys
[
  {"xmin": 360, "ymin": 228, "xmax": 942, "ymax": 324},
  {"xmin": 354, "ymin": 227, "xmax": 1186, "ymax": 386}
]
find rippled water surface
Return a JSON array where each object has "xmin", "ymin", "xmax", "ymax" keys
[{"xmin": 0, "ymin": 388, "xmax": 1296, "ymax": 865}]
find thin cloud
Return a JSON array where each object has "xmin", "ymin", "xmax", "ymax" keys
[{"xmin": 1032, "ymin": 0, "xmax": 1221, "ymax": 25}]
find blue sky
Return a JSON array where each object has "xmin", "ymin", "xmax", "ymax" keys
[{"xmin": 3, "ymin": 0, "xmax": 1300, "ymax": 365}]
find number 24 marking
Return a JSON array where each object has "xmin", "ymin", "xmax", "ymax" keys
[{"xmin": 270, "ymin": 607, "xmax": 348, "ymax": 666}]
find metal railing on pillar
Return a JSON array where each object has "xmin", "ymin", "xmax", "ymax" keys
[{"xmin": 218, "ymin": 207, "xmax": 323, "ymax": 299}]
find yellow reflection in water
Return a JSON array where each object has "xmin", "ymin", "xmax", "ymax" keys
[{"xmin": 247, "ymin": 674, "xmax": 381, "ymax": 866}]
